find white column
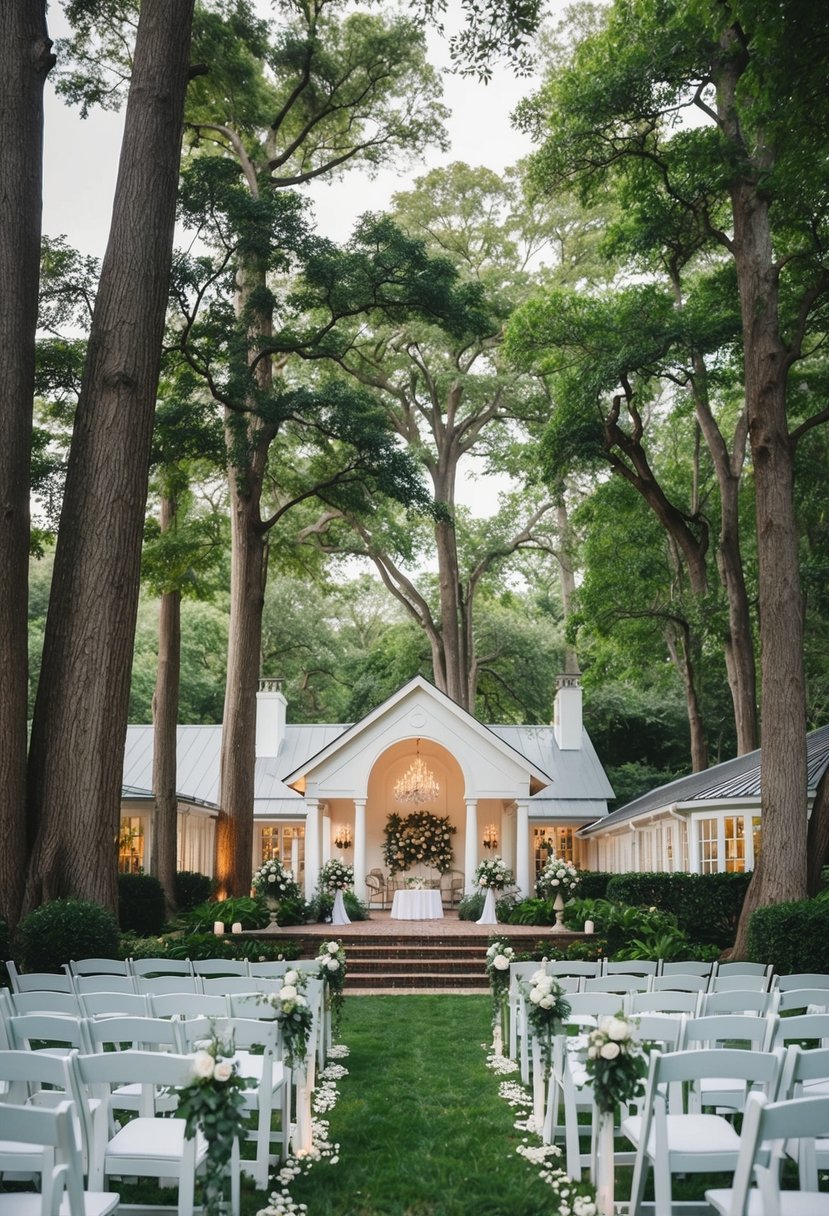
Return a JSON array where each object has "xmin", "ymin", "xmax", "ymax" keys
[
  {"xmin": 500, "ymin": 804, "xmax": 515, "ymax": 870},
  {"xmin": 688, "ymin": 816, "xmax": 700, "ymax": 874},
  {"xmin": 515, "ymin": 800, "xmax": 530, "ymax": 897},
  {"xmin": 321, "ymin": 805, "xmax": 331, "ymax": 865},
  {"xmin": 304, "ymin": 799, "xmax": 320, "ymax": 900},
  {"xmin": 353, "ymin": 799, "xmax": 367, "ymax": 902},
  {"xmin": 464, "ymin": 799, "xmax": 478, "ymax": 894},
  {"xmin": 291, "ymin": 833, "xmax": 300, "ymax": 881}
]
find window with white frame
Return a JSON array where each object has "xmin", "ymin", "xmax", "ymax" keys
[
  {"xmin": 724, "ymin": 815, "xmax": 746, "ymax": 872},
  {"xmin": 698, "ymin": 817, "xmax": 718, "ymax": 874},
  {"xmin": 260, "ymin": 824, "xmax": 305, "ymax": 881}
]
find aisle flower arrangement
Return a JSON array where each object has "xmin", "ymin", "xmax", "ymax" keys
[
  {"xmin": 485, "ymin": 937, "xmax": 515, "ymax": 1046},
  {"xmin": 520, "ymin": 969, "xmax": 571, "ymax": 1074},
  {"xmin": 252, "ymin": 857, "xmax": 299, "ymax": 899},
  {"xmin": 317, "ymin": 939, "xmax": 347, "ymax": 1037},
  {"xmin": 175, "ymin": 1025, "xmax": 248, "ymax": 1216},
  {"xmin": 260, "ymin": 969, "xmax": 314, "ymax": 1067},
  {"xmin": 474, "ymin": 855, "xmax": 513, "ymax": 890},
  {"xmin": 318, "ymin": 859, "xmax": 354, "ymax": 892},
  {"xmin": 536, "ymin": 854, "xmax": 581, "ymax": 899},
  {"xmin": 585, "ymin": 1012, "xmax": 649, "ymax": 1114},
  {"xmin": 382, "ymin": 810, "xmax": 455, "ymax": 875}
]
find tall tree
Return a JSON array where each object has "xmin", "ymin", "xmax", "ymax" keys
[
  {"xmin": 24, "ymin": 0, "xmax": 195, "ymax": 915},
  {"xmin": 0, "ymin": 3, "xmax": 54, "ymax": 930},
  {"xmin": 517, "ymin": 0, "xmax": 829, "ymax": 951}
]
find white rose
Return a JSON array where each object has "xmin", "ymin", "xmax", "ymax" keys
[
  {"xmin": 529, "ymin": 988, "xmax": 543, "ymax": 1004},
  {"xmin": 540, "ymin": 995, "xmax": 554, "ymax": 1009},
  {"xmin": 606, "ymin": 1017, "xmax": 631, "ymax": 1042},
  {"xmin": 326, "ymin": 959, "xmax": 340, "ymax": 971},
  {"xmin": 295, "ymin": 994, "xmax": 307, "ymax": 1006},
  {"xmin": 600, "ymin": 1041, "xmax": 621, "ymax": 1060},
  {"xmin": 193, "ymin": 1051, "xmax": 215, "ymax": 1079},
  {"xmin": 214, "ymin": 1060, "xmax": 233, "ymax": 1083},
  {"xmin": 493, "ymin": 955, "xmax": 510, "ymax": 971},
  {"xmin": 551, "ymin": 878, "xmax": 560, "ymax": 886},
  {"xmin": 531, "ymin": 969, "xmax": 547, "ymax": 985},
  {"xmin": 284, "ymin": 970, "xmax": 299, "ymax": 986},
  {"xmin": 279, "ymin": 984, "xmax": 298, "ymax": 1001},
  {"xmin": 587, "ymin": 1045, "xmax": 600, "ymax": 1059},
  {"xmin": 327, "ymin": 942, "xmax": 339, "ymax": 954},
  {"xmin": 267, "ymin": 873, "xmax": 276, "ymax": 883}
]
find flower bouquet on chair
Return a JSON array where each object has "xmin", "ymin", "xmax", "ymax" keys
[{"xmin": 474, "ymin": 856, "xmax": 513, "ymax": 925}]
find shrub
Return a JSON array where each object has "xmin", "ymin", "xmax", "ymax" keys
[
  {"xmin": 17, "ymin": 899, "xmax": 119, "ymax": 972},
  {"xmin": 179, "ymin": 896, "xmax": 270, "ymax": 933},
  {"xmin": 308, "ymin": 891, "xmax": 368, "ymax": 923},
  {"xmin": 563, "ymin": 897, "xmax": 683, "ymax": 958},
  {"xmin": 579, "ymin": 871, "xmax": 614, "ymax": 901},
  {"xmin": 174, "ymin": 871, "xmax": 214, "ymax": 911},
  {"xmin": 748, "ymin": 899, "xmax": 829, "ymax": 974},
  {"xmin": 604, "ymin": 871, "xmax": 751, "ymax": 947},
  {"xmin": 121, "ymin": 930, "xmax": 300, "ymax": 963},
  {"xmin": 458, "ymin": 892, "xmax": 484, "ymax": 920},
  {"xmin": 117, "ymin": 872, "xmax": 167, "ymax": 936},
  {"xmin": 507, "ymin": 898, "xmax": 555, "ymax": 925}
]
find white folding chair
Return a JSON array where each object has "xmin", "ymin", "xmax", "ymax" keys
[
  {"xmin": 681, "ymin": 1013, "xmax": 779, "ymax": 1110},
  {"xmin": 73, "ymin": 975, "xmax": 137, "ymax": 996},
  {"xmin": 772, "ymin": 1013, "xmax": 829, "ymax": 1054},
  {"xmin": 605, "ymin": 960, "xmax": 660, "ymax": 976},
  {"xmin": 76, "ymin": 1049, "xmax": 233, "ymax": 1216},
  {"xmin": 6, "ymin": 963, "xmax": 75, "ymax": 995},
  {"xmin": 629, "ymin": 990, "xmax": 702, "ymax": 1017},
  {"xmin": 79, "ymin": 991, "xmax": 150, "ymax": 1019},
  {"xmin": 134, "ymin": 976, "xmax": 202, "ymax": 996},
  {"xmin": 709, "ymin": 973, "xmax": 775, "ymax": 994},
  {"xmin": 8, "ymin": 1012, "xmax": 92, "ymax": 1057},
  {"xmin": 129, "ymin": 958, "xmax": 194, "ymax": 978},
  {"xmin": 150, "ymin": 992, "xmax": 229, "ymax": 1021},
  {"xmin": 661, "ymin": 959, "xmax": 716, "ymax": 978},
  {"xmin": 0, "ymin": 1048, "xmax": 96, "ymax": 1177},
  {"xmin": 705, "ymin": 1089, "xmax": 829, "ymax": 1215},
  {"xmin": 176, "ymin": 1015, "xmax": 289, "ymax": 1189},
  {"xmin": 583, "ymin": 974, "xmax": 652, "ymax": 997},
  {"xmin": 702, "ymin": 988, "xmax": 781, "ymax": 1017},
  {"xmin": 623, "ymin": 1046, "xmax": 784, "ymax": 1215},
  {"xmin": 547, "ymin": 960, "xmax": 603, "ymax": 978},
  {"xmin": 777, "ymin": 973, "xmax": 829, "ymax": 992},
  {"xmin": 200, "ymin": 977, "xmax": 272, "ymax": 997},
  {"xmin": 0, "ymin": 1099, "xmax": 119, "ymax": 1216},
  {"xmin": 5, "ymin": 991, "xmax": 82, "ymax": 1018},
  {"xmin": 651, "ymin": 973, "xmax": 709, "ymax": 993},
  {"xmin": 66, "ymin": 959, "xmax": 131, "ymax": 980},
  {"xmin": 779, "ymin": 988, "xmax": 829, "ymax": 1014},
  {"xmin": 507, "ymin": 962, "xmax": 543, "ymax": 1081},
  {"xmin": 191, "ymin": 959, "xmax": 250, "ymax": 978},
  {"xmin": 247, "ymin": 961, "xmax": 289, "ymax": 979},
  {"xmin": 715, "ymin": 962, "xmax": 775, "ymax": 979}
]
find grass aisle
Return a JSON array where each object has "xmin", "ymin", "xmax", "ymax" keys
[{"xmin": 290, "ymin": 994, "xmax": 553, "ymax": 1216}]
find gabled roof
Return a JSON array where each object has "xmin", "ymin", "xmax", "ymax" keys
[
  {"xmin": 281, "ymin": 675, "xmax": 554, "ymax": 793},
  {"xmin": 578, "ymin": 723, "xmax": 829, "ymax": 836}
]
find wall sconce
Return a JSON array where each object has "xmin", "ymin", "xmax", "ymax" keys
[
  {"xmin": 482, "ymin": 824, "xmax": 498, "ymax": 850},
  {"xmin": 334, "ymin": 824, "xmax": 352, "ymax": 849}
]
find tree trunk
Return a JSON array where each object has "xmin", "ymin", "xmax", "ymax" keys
[
  {"xmin": 24, "ymin": 0, "xmax": 194, "ymax": 915},
  {"xmin": 0, "ymin": 3, "xmax": 53, "ymax": 931},
  {"xmin": 150, "ymin": 494, "xmax": 181, "ymax": 914},
  {"xmin": 555, "ymin": 498, "xmax": 580, "ymax": 676},
  {"xmin": 729, "ymin": 182, "xmax": 808, "ymax": 954},
  {"xmin": 806, "ymin": 765, "xmax": 829, "ymax": 897},
  {"xmin": 664, "ymin": 619, "xmax": 708, "ymax": 772}
]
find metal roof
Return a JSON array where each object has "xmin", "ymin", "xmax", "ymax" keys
[
  {"xmin": 578, "ymin": 723, "xmax": 829, "ymax": 836},
  {"xmin": 124, "ymin": 715, "xmax": 613, "ymax": 820}
]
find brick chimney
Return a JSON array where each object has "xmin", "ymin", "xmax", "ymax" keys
[
  {"xmin": 553, "ymin": 673, "xmax": 583, "ymax": 750},
  {"xmin": 256, "ymin": 678, "xmax": 287, "ymax": 758}
]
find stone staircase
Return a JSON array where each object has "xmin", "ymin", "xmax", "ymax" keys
[{"xmin": 287, "ymin": 931, "xmax": 497, "ymax": 992}]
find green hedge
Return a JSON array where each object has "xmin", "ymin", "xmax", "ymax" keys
[
  {"xmin": 605, "ymin": 871, "xmax": 752, "ymax": 947},
  {"xmin": 16, "ymin": 899, "xmax": 120, "ymax": 972},
  {"xmin": 118, "ymin": 873, "xmax": 167, "ymax": 936},
  {"xmin": 748, "ymin": 900, "xmax": 829, "ymax": 974},
  {"xmin": 121, "ymin": 930, "xmax": 301, "ymax": 963},
  {"xmin": 578, "ymin": 872, "xmax": 614, "ymax": 901},
  {"xmin": 174, "ymin": 871, "xmax": 214, "ymax": 911}
]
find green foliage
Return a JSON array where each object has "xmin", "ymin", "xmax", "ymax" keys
[
  {"xmin": 16, "ymin": 900, "xmax": 119, "ymax": 972},
  {"xmin": 748, "ymin": 900, "xmax": 829, "ymax": 974},
  {"xmin": 507, "ymin": 898, "xmax": 554, "ymax": 925},
  {"xmin": 117, "ymin": 872, "xmax": 166, "ymax": 936},
  {"xmin": 458, "ymin": 893, "xmax": 484, "ymax": 920},
  {"xmin": 563, "ymin": 897, "xmax": 683, "ymax": 958},
  {"xmin": 308, "ymin": 891, "xmax": 369, "ymax": 923},
  {"xmin": 604, "ymin": 871, "xmax": 751, "ymax": 948},
  {"xmin": 120, "ymin": 931, "xmax": 299, "ymax": 964},
  {"xmin": 382, "ymin": 811, "xmax": 456, "ymax": 875},
  {"xmin": 174, "ymin": 871, "xmax": 215, "ymax": 912},
  {"xmin": 0, "ymin": 917, "xmax": 8, "ymax": 987},
  {"xmin": 578, "ymin": 872, "xmax": 614, "ymax": 901},
  {"xmin": 178, "ymin": 897, "xmax": 270, "ymax": 934}
]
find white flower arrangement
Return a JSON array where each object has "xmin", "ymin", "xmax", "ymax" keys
[
  {"xmin": 318, "ymin": 858, "xmax": 354, "ymax": 892},
  {"xmin": 474, "ymin": 855, "xmax": 513, "ymax": 890},
  {"xmin": 259, "ymin": 970, "xmax": 314, "ymax": 1067},
  {"xmin": 536, "ymin": 854, "xmax": 581, "ymax": 899},
  {"xmin": 316, "ymin": 940, "xmax": 347, "ymax": 1036},
  {"xmin": 584, "ymin": 1012, "xmax": 649, "ymax": 1114},
  {"xmin": 252, "ymin": 857, "xmax": 297, "ymax": 897}
]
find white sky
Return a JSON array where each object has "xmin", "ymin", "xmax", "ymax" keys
[{"xmin": 41, "ymin": 5, "xmax": 545, "ymax": 512}]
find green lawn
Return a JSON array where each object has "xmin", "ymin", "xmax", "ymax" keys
[{"xmin": 288, "ymin": 994, "xmax": 554, "ymax": 1216}]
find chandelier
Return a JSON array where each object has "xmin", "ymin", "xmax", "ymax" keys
[{"xmin": 394, "ymin": 738, "xmax": 440, "ymax": 804}]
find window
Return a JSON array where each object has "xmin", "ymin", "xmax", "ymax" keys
[
  {"xmin": 752, "ymin": 816, "xmax": 762, "ymax": 865},
  {"xmin": 533, "ymin": 826, "xmax": 575, "ymax": 876},
  {"xmin": 724, "ymin": 816, "xmax": 746, "ymax": 872},
  {"xmin": 698, "ymin": 817, "xmax": 718, "ymax": 874},
  {"xmin": 260, "ymin": 825, "xmax": 305, "ymax": 881},
  {"xmin": 119, "ymin": 816, "xmax": 145, "ymax": 874}
]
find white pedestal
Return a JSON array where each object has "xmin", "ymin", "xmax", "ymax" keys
[
  {"xmin": 331, "ymin": 889, "xmax": 351, "ymax": 925},
  {"xmin": 476, "ymin": 886, "xmax": 498, "ymax": 925}
]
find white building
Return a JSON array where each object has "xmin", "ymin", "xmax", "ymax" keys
[
  {"xmin": 120, "ymin": 674, "xmax": 614, "ymax": 899},
  {"xmin": 577, "ymin": 724, "xmax": 829, "ymax": 875}
]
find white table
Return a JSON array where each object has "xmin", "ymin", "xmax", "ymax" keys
[{"xmin": 390, "ymin": 889, "xmax": 444, "ymax": 920}]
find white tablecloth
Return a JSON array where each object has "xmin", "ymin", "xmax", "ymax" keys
[
  {"xmin": 331, "ymin": 889, "xmax": 351, "ymax": 926},
  {"xmin": 476, "ymin": 887, "xmax": 498, "ymax": 925},
  {"xmin": 390, "ymin": 889, "xmax": 444, "ymax": 920}
]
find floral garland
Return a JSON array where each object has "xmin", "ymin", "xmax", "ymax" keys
[
  {"xmin": 485, "ymin": 937, "xmax": 515, "ymax": 1044},
  {"xmin": 175, "ymin": 1025, "xmax": 249, "ymax": 1216},
  {"xmin": 474, "ymin": 855, "xmax": 513, "ymax": 890},
  {"xmin": 382, "ymin": 810, "xmax": 455, "ymax": 875},
  {"xmin": 520, "ymin": 969, "xmax": 571, "ymax": 1075},
  {"xmin": 252, "ymin": 857, "xmax": 300, "ymax": 899},
  {"xmin": 317, "ymin": 939, "xmax": 347, "ymax": 1037},
  {"xmin": 318, "ymin": 859, "xmax": 354, "ymax": 892},
  {"xmin": 536, "ymin": 854, "xmax": 581, "ymax": 899},
  {"xmin": 584, "ymin": 1013, "xmax": 649, "ymax": 1114},
  {"xmin": 259, "ymin": 969, "xmax": 314, "ymax": 1068}
]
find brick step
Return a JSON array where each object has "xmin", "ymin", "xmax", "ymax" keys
[
  {"xmin": 346, "ymin": 957, "xmax": 485, "ymax": 975},
  {"xmin": 346, "ymin": 972, "xmax": 489, "ymax": 990},
  {"xmin": 339, "ymin": 946, "xmax": 488, "ymax": 960}
]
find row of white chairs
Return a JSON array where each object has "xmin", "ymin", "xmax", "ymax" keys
[
  {"xmin": 6, "ymin": 955, "xmax": 305, "ymax": 994},
  {"xmin": 539, "ymin": 1012, "xmax": 829, "ymax": 1212}
]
